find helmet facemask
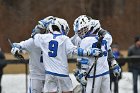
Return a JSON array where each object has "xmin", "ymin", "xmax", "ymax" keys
[
  {"xmin": 73, "ymin": 15, "xmax": 93, "ymax": 38},
  {"xmin": 77, "ymin": 26, "xmax": 89, "ymax": 38}
]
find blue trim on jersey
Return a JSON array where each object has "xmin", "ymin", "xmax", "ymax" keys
[
  {"xmin": 87, "ymin": 71, "xmax": 109, "ymax": 78},
  {"xmin": 53, "ymin": 34, "xmax": 63, "ymax": 39},
  {"xmin": 45, "ymin": 71, "xmax": 69, "ymax": 77}
]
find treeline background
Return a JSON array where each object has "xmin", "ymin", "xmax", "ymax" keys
[{"xmin": 0, "ymin": 0, "xmax": 140, "ymax": 52}]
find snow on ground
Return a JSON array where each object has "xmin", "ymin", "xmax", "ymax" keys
[{"xmin": 1, "ymin": 72, "xmax": 140, "ymax": 93}]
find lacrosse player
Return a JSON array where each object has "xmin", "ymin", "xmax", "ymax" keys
[
  {"xmin": 32, "ymin": 17, "xmax": 102, "ymax": 93},
  {"xmin": 73, "ymin": 15, "xmax": 121, "ymax": 93},
  {"xmin": 32, "ymin": 17, "xmax": 76, "ymax": 93},
  {"xmin": 11, "ymin": 16, "xmax": 54, "ymax": 93}
]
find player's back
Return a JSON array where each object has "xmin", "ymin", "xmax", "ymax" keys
[{"xmin": 34, "ymin": 32, "xmax": 74, "ymax": 76}]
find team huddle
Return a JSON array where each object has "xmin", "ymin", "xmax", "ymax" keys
[{"xmin": 10, "ymin": 15, "xmax": 121, "ymax": 93}]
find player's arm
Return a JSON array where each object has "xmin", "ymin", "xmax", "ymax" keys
[
  {"xmin": 66, "ymin": 37, "xmax": 102, "ymax": 58},
  {"xmin": 10, "ymin": 42, "xmax": 26, "ymax": 60},
  {"xmin": 11, "ymin": 38, "xmax": 34, "ymax": 57},
  {"xmin": 105, "ymin": 33, "xmax": 121, "ymax": 77},
  {"xmin": 10, "ymin": 38, "xmax": 37, "ymax": 61},
  {"xmin": 70, "ymin": 34, "xmax": 81, "ymax": 46},
  {"xmin": 108, "ymin": 49, "xmax": 121, "ymax": 76}
]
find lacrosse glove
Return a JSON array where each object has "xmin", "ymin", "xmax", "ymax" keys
[
  {"xmin": 74, "ymin": 69, "xmax": 87, "ymax": 86},
  {"xmin": 111, "ymin": 60, "xmax": 121, "ymax": 77}
]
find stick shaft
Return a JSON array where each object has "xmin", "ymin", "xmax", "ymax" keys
[{"xmin": 8, "ymin": 38, "xmax": 13, "ymax": 47}]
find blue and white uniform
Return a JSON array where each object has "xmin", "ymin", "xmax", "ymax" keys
[
  {"xmin": 14, "ymin": 38, "xmax": 45, "ymax": 93},
  {"xmin": 33, "ymin": 31, "xmax": 77, "ymax": 92},
  {"xmin": 79, "ymin": 33, "xmax": 112, "ymax": 93}
]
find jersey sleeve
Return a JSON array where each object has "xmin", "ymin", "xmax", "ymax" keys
[
  {"xmin": 18, "ymin": 38, "xmax": 34, "ymax": 51},
  {"xmin": 70, "ymin": 34, "xmax": 81, "ymax": 47},
  {"xmin": 65, "ymin": 37, "xmax": 77, "ymax": 57},
  {"xmin": 104, "ymin": 32, "xmax": 112, "ymax": 50}
]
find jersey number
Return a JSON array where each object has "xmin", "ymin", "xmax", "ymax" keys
[
  {"xmin": 92, "ymin": 40, "xmax": 108, "ymax": 56},
  {"xmin": 92, "ymin": 40, "xmax": 107, "ymax": 50},
  {"xmin": 48, "ymin": 40, "xmax": 58, "ymax": 57}
]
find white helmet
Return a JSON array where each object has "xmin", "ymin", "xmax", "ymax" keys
[
  {"xmin": 73, "ymin": 15, "xmax": 91, "ymax": 38},
  {"xmin": 89, "ymin": 19, "xmax": 101, "ymax": 35},
  {"xmin": 38, "ymin": 16, "xmax": 54, "ymax": 29},
  {"xmin": 48, "ymin": 17, "xmax": 69, "ymax": 35},
  {"xmin": 57, "ymin": 18, "xmax": 70, "ymax": 35}
]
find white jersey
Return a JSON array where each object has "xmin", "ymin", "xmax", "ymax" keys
[
  {"xmin": 18, "ymin": 38, "xmax": 45, "ymax": 80},
  {"xmin": 34, "ymin": 31, "xmax": 77, "ymax": 76},
  {"xmin": 70, "ymin": 34, "xmax": 81, "ymax": 47},
  {"xmin": 104, "ymin": 32, "xmax": 112, "ymax": 50},
  {"xmin": 79, "ymin": 34, "xmax": 112, "ymax": 77}
]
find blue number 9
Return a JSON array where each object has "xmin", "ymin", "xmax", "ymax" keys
[{"xmin": 48, "ymin": 40, "xmax": 58, "ymax": 57}]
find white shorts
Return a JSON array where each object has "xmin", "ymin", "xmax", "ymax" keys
[
  {"xmin": 86, "ymin": 74, "xmax": 111, "ymax": 93},
  {"xmin": 44, "ymin": 74, "xmax": 73, "ymax": 92},
  {"xmin": 28, "ymin": 78, "xmax": 45, "ymax": 93}
]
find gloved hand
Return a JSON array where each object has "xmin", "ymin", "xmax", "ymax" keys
[
  {"xmin": 31, "ymin": 16, "xmax": 54, "ymax": 38},
  {"xmin": 111, "ymin": 60, "xmax": 121, "ymax": 77},
  {"xmin": 112, "ymin": 64, "xmax": 121, "ymax": 77},
  {"xmin": 11, "ymin": 45, "xmax": 24, "ymax": 60},
  {"xmin": 87, "ymin": 48, "xmax": 102, "ymax": 57},
  {"xmin": 74, "ymin": 69, "xmax": 87, "ymax": 86},
  {"xmin": 11, "ymin": 47, "xmax": 21, "ymax": 55},
  {"xmin": 38, "ymin": 16, "xmax": 54, "ymax": 28},
  {"xmin": 31, "ymin": 26, "xmax": 41, "ymax": 38}
]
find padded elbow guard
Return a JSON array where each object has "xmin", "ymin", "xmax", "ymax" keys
[{"xmin": 108, "ymin": 49, "xmax": 115, "ymax": 62}]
